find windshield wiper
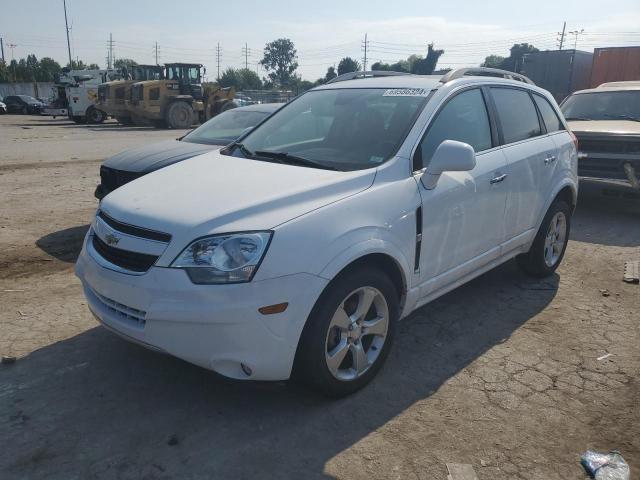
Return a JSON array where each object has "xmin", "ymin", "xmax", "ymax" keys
[
  {"xmin": 228, "ymin": 142, "xmax": 255, "ymax": 158},
  {"xmin": 603, "ymin": 114, "xmax": 640, "ymax": 122},
  {"xmin": 253, "ymin": 150, "xmax": 340, "ymax": 171},
  {"xmin": 564, "ymin": 116, "xmax": 591, "ymax": 121}
]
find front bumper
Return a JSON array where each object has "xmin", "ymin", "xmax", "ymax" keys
[{"xmin": 75, "ymin": 238, "xmax": 328, "ymax": 381}]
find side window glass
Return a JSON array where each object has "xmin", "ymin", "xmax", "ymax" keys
[
  {"xmin": 533, "ymin": 94, "xmax": 564, "ymax": 133},
  {"xmin": 416, "ymin": 88, "xmax": 492, "ymax": 170},
  {"xmin": 491, "ymin": 87, "xmax": 542, "ymax": 144}
]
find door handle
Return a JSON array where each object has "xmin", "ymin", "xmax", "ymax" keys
[
  {"xmin": 544, "ymin": 155, "xmax": 557, "ymax": 165},
  {"xmin": 490, "ymin": 173, "xmax": 508, "ymax": 184}
]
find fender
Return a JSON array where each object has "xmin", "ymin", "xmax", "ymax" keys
[
  {"xmin": 533, "ymin": 177, "xmax": 578, "ymax": 235},
  {"xmin": 318, "ymin": 236, "xmax": 413, "ymax": 283}
]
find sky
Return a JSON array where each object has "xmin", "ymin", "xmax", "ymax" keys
[{"xmin": 2, "ymin": 0, "xmax": 640, "ymax": 81}]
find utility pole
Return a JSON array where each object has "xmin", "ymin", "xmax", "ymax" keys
[
  {"xmin": 362, "ymin": 33, "xmax": 368, "ymax": 71},
  {"xmin": 0, "ymin": 37, "xmax": 4, "ymax": 63},
  {"xmin": 216, "ymin": 42, "xmax": 221, "ymax": 80},
  {"xmin": 63, "ymin": 0, "xmax": 73, "ymax": 67},
  {"xmin": 557, "ymin": 21, "xmax": 566, "ymax": 50},
  {"xmin": 108, "ymin": 33, "xmax": 114, "ymax": 69},
  {"xmin": 154, "ymin": 41, "xmax": 159, "ymax": 65},
  {"xmin": 8, "ymin": 43, "xmax": 16, "ymax": 81},
  {"xmin": 241, "ymin": 43, "xmax": 251, "ymax": 70},
  {"xmin": 569, "ymin": 29, "xmax": 584, "ymax": 50}
]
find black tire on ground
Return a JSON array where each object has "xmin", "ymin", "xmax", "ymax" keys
[
  {"xmin": 516, "ymin": 200, "xmax": 572, "ymax": 278},
  {"xmin": 165, "ymin": 101, "xmax": 194, "ymax": 129},
  {"xmin": 86, "ymin": 107, "xmax": 106, "ymax": 124},
  {"xmin": 294, "ymin": 267, "xmax": 399, "ymax": 397},
  {"xmin": 115, "ymin": 116, "xmax": 134, "ymax": 126},
  {"xmin": 71, "ymin": 115, "xmax": 85, "ymax": 124}
]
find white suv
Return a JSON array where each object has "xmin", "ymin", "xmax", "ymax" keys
[{"xmin": 76, "ymin": 68, "xmax": 578, "ymax": 396}]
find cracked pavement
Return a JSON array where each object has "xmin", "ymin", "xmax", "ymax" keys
[{"xmin": 0, "ymin": 115, "xmax": 638, "ymax": 479}]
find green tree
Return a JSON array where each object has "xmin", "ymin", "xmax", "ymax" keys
[
  {"xmin": 114, "ymin": 58, "xmax": 137, "ymax": 70},
  {"xmin": 38, "ymin": 57, "xmax": 62, "ymax": 81},
  {"xmin": 337, "ymin": 57, "xmax": 361, "ymax": 75},
  {"xmin": 481, "ymin": 55, "xmax": 505, "ymax": 68},
  {"xmin": 260, "ymin": 38, "xmax": 298, "ymax": 88},
  {"xmin": 411, "ymin": 44, "xmax": 444, "ymax": 75},
  {"xmin": 324, "ymin": 66, "xmax": 337, "ymax": 82},
  {"xmin": 218, "ymin": 68, "xmax": 263, "ymax": 90}
]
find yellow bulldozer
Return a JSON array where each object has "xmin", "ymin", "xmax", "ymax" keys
[
  {"xmin": 97, "ymin": 64, "xmax": 165, "ymax": 125},
  {"xmin": 127, "ymin": 63, "xmax": 236, "ymax": 128}
]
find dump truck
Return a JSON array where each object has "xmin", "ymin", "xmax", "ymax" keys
[
  {"xmin": 127, "ymin": 63, "xmax": 236, "ymax": 128},
  {"xmin": 97, "ymin": 64, "xmax": 165, "ymax": 125}
]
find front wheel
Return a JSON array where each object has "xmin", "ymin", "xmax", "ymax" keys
[
  {"xmin": 86, "ymin": 106, "xmax": 105, "ymax": 124},
  {"xmin": 516, "ymin": 200, "xmax": 571, "ymax": 277},
  {"xmin": 295, "ymin": 267, "xmax": 398, "ymax": 397},
  {"xmin": 165, "ymin": 101, "xmax": 194, "ymax": 129}
]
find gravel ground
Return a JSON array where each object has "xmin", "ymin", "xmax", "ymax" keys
[{"xmin": 0, "ymin": 114, "xmax": 638, "ymax": 480}]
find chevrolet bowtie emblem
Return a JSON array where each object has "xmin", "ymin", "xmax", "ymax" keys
[{"xmin": 104, "ymin": 232, "xmax": 121, "ymax": 246}]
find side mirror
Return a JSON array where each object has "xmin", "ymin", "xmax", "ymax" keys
[{"xmin": 421, "ymin": 140, "xmax": 476, "ymax": 190}]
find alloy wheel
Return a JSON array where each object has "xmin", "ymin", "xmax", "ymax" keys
[{"xmin": 544, "ymin": 211, "xmax": 567, "ymax": 267}]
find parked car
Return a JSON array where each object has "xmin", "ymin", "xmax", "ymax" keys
[
  {"xmin": 561, "ymin": 81, "xmax": 640, "ymax": 189},
  {"xmin": 0, "ymin": 97, "xmax": 6, "ymax": 114},
  {"xmin": 95, "ymin": 103, "xmax": 283, "ymax": 199},
  {"xmin": 3, "ymin": 95, "xmax": 45, "ymax": 114},
  {"xmin": 76, "ymin": 69, "xmax": 578, "ymax": 397}
]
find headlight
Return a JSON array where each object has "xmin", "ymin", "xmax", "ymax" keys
[{"xmin": 171, "ymin": 232, "xmax": 272, "ymax": 284}]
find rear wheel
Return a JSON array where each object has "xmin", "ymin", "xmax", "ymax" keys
[
  {"xmin": 86, "ymin": 106, "xmax": 105, "ymax": 124},
  {"xmin": 516, "ymin": 200, "xmax": 571, "ymax": 277},
  {"xmin": 295, "ymin": 267, "xmax": 398, "ymax": 397},
  {"xmin": 165, "ymin": 101, "xmax": 194, "ymax": 129},
  {"xmin": 71, "ymin": 115, "xmax": 85, "ymax": 124}
]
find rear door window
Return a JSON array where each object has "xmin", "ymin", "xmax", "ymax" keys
[
  {"xmin": 533, "ymin": 94, "xmax": 564, "ymax": 133},
  {"xmin": 491, "ymin": 87, "xmax": 542, "ymax": 144},
  {"xmin": 416, "ymin": 88, "xmax": 493, "ymax": 170}
]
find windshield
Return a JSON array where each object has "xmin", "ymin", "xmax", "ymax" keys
[
  {"xmin": 225, "ymin": 88, "xmax": 428, "ymax": 171},
  {"xmin": 182, "ymin": 109, "xmax": 272, "ymax": 145},
  {"xmin": 561, "ymin": 91, "xmax": 640, "ymax": 121}
]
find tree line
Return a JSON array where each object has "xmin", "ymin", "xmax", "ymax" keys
[{"xmin": 1, "ymin": 39, "xmax": 539, "ymax": 93}]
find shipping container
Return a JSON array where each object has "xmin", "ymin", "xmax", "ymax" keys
[
  {"xmin": 590, "ymin": 46, "xmax": 640, "ymax": 87},
  {"xmin": 521, "ymin": 50, "xmax": 593, "ymax": 103}
]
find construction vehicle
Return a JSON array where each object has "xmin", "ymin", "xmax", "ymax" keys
[
  {"xmin": 53, "ymin": 68, "xmax": 121, "ymax": 123},
  {"xmin": 128, "ymin": 63, "xmax": 236, "ymax": 128},
  {"xmin": 97, "ymin": 64, "xmax": 165, "ymax": 125}
]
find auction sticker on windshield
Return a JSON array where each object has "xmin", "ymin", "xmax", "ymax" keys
[{"xmin": 383, "ymin": 88, "xmax": 430, "ymax": 96}]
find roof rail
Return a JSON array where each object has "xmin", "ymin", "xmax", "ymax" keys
[
  {"xmin": 326, "ymin": 70, "xmax": 413, "ymax": 84},
  {"xmin": 440, "ymin": 67, "xmax": 535, "ymax": 85}
]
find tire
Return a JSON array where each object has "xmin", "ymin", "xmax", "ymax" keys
[
  {"xmin": 295, "ymin": 267, "xmax": 398, "ymax": 397},
  {"xmin": 71, "ymin": 115, "xmax": 85, "ymax": 124},
  {"xmin": 86, "ymin": 106, "xmax": 105, "ymax": 124},
  {"xmin": 165, "ymin": 101, "xmax": 194, "ymax": 129},
  {"xmin": 516, "ymin": 200, "xmax": 571, "ymax": 277}
]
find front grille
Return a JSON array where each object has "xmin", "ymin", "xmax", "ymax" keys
[
  {"xmin": 98, "ymin": 210, "xmax": 171, "ymax": 242},
  {"xmin": 90, "ymin": 288, "xmax": 146, "ymax": 329},
  {"xmin": 100, "ymin": 166, "xmax": 145, "ymax": 195},
  {"xmin": 115, "ymin": 87, "xmax": 125, "ymax": 101},
  {"xmin": 579, "ymin": 139, "xmax": 640, "ymax": 154},
  {"xmin": 92, "ymin": 234, "xmax": 159, "ymax": 272}
]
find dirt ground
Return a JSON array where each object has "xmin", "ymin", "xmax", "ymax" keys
[{"xmin": 0, "ymin": 114, "xmax": 638, "ymax": 480}]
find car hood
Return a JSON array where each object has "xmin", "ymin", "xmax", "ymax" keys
[
  {"xmin": 568, "ymin": 120, "xmax": 640, "ymax": 136},
  {"xmin": 100, "ymin": 150, "xmax": 376, "ymax": 245},
  {"xmin": 102, "ymin": 139, "xmax": 219, "ymax": 173}
]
